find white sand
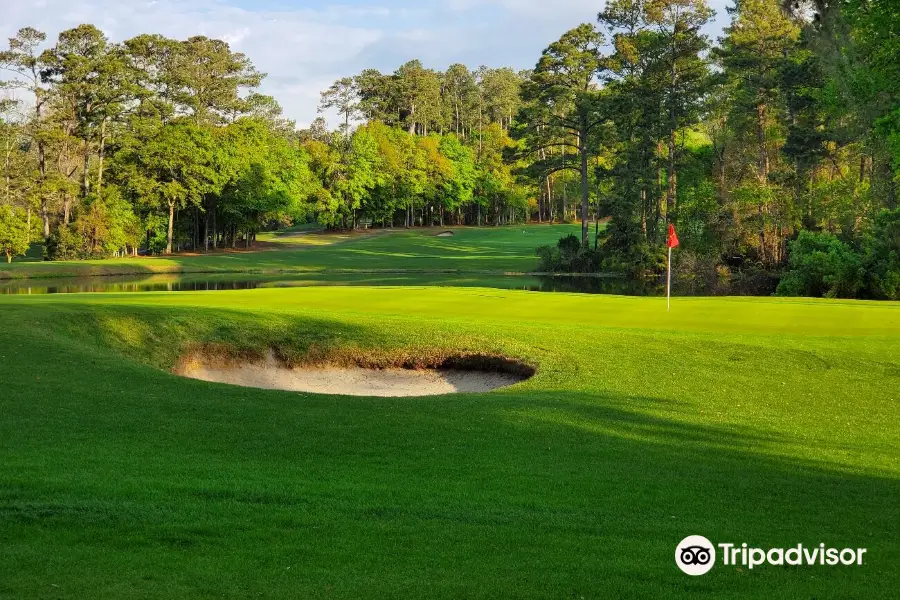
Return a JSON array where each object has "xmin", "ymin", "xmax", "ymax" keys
[
  {"xmin": 178, "ymin": 359, "xmax": 524, "ymax": 397},
  {"xmin": 436, "ymin": 231, "xmax": 455, "ymax": 237}
]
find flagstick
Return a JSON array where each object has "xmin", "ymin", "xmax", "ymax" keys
[{"xmin": 666, "ymin": 245, "xmax": 672, "ymax": 312}]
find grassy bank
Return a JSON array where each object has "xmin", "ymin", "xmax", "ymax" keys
[
  {"xmin": 0, "ymin": 224, "xmax": 580, "ymax": 281},
  {"xmin": 1, "ymin": 287, "xmax": 897, "ymax": 598}
]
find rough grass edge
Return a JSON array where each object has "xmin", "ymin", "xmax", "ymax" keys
[{"xmin": 175, "ymin": 344, "xmax": 537, "ymax": 378}]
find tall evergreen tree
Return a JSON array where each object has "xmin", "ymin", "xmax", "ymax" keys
[{"xmin": 519, "ymin": 23, "xmax": 607, "ymax": 245}]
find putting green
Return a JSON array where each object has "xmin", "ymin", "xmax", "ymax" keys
[{"xmin": 0, "ymin": 287, "xmax": 897, "ymax": 598}]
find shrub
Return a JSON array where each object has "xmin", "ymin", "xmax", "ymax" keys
[
  {"xmin": 776, "ymin": 231, "xmax": 864, "ymax": 298},
  {"xmin": 536, "ymin": 234, "xmax": 602, "ymax": 273},
  {"xmin": 672, "ymin": 250, "xmax": 726, "ymax": 295},
  {"xmin": 862, "ymin": 208, "xmax": 900, "ymax": 299},
  {"xmin": 44, "ymin": 225, "xmax": 84, "ymax": 260},
  {"xmin": 45, "ymin": 189, "xmax": 142, "ymax": 260},
  {"xmin": 595, "ymin": 215, "xmax": 667, "ymax": 277}
]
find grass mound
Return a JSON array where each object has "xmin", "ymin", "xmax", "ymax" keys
[{"xmin": 0, "ymin": 287, "xmax": 898, "ymax": 598}]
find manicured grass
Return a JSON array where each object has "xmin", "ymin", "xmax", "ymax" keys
[
  {"xmin": 0, "ymin": 224, "xmax": 581, "ymax": 280},
  {"xmin": 1, "ymin": 287, "xmax": 897, "ymax": 598},
  {"xmin": 0, "ymin": 271, "xmax": 556, "ymax": 295}
]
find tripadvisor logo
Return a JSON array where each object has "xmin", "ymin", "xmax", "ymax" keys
[
  {"xmin": 676, "ymin": 535, "xmax": 716, "ymax": 576},
  {"xmin": 675, "ymin": 536, "xmax": 867, "ymax": 576}
]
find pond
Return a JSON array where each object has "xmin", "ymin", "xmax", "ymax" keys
[{"xmin": 0, "ymin": 272, "xmax": 669, "ymax": 296}]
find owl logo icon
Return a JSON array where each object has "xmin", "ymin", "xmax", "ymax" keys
[{"xmin": 675, "ymin": 536, "xmax": 716, "ymax": 575}]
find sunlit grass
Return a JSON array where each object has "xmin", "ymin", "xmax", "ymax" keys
[
  {"xmin": 0, "ymin": 287, "xmax": 897, "ymax": 598},
  {"xmin": 0, "ymin": 224, "xmax": 582, "ymax": 280}
]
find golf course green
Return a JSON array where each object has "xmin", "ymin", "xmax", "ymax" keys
[
  {"xmin": 1, "ymin": 282, "xmax": 898, "ymax": 598},
  {"xmin": 0, "ymin": 225, "xmax": 582, "ymax": 280},
  {"xmin": 3, "ymin": 0, "xmax": 899, "ymax": 593}
]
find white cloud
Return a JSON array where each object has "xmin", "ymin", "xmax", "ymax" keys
[
  {"xmin": 1, "ymin": 0, "xmax": 385, "ymax": 126},
  {"xmin": 446, "ymin": 0, "xmax": 596, "ymax": 21},
  {"xmin": 1, "ymin": 0, "xmax": 733, "ymax": 127}
]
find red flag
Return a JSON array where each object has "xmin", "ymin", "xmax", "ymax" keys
[{"xmin": 667, "ymin": 223, "xmax": 680, "ymax": 249}]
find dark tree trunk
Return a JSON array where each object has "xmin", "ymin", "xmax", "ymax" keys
[
  {"xmin": 717, "ymin": 152, "xmax": 727, "ymax": 205},
  {"xmin": 546, "ymin": 175, "xmax": 553, "ymax": 223},
  {"xmin": 666, "ymin": 44, "xmax": 678, "ymax": 223},
  {"xmin": 579, "ymin": 124, "xmax": 589, "ymax": 246},
  {"xmin": 666, "ymin": 128, "xmax": 677, "ymax": 221},
  {"xmin": 82, "ymin": 145, "xmax": 91, "ymax": 198},
  {"xmin": 757, "ymin": 101, "xmax": 769, "ymax": 263},
  {"xmin": 166, "ymin": 201, "xmax": 175, "ymax": 254},
  {"xmin": 97, "ymin": 118, "xmax": 107, "ymax": 192},
  {"xmin": 36, "ymin": 96, "xmax": 49, "ymax": 237}
]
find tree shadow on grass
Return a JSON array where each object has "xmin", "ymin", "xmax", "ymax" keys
[
  {"xmin": 1, "ymin": 305, "xmax": 897, "ymax": 599},
  {"xmin": 472, "ymin": 390, "xmax": 899, "ymax": 597}
]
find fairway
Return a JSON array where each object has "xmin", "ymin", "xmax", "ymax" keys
[
  {"xmin": 1, "ymin": 287, "xmax": 897, "ymax": 598},
  {"xmin": 3, "ymin": 0, "xmax": 900, "ymax": 596},
  {"xmin": 0, "ymin": 225, "xmax": 582, "ymax": 280}
]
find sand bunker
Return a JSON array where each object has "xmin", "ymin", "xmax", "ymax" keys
[
  {"xmin": 436, "ymin": 231, "xmax": 455, "ymax": 237},
  {"xmin": 177, "ymin": 354, "xmax": 528, "ymax": 397}
]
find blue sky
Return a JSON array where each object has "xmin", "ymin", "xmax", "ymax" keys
[{"xmin": 1, "ymin": 0, "xmax": 732, "ymax": 127}]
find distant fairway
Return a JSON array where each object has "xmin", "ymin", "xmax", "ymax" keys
[
  {"xmin": 0, "ymin": 224, "xmax": 582, "ymax": 280},
  {"xmin": 0, "ymin": 287, "xmax": 897, "ymax": 598}
]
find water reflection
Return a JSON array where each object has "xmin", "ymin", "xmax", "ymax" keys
[
  {"xmin": 1, "ymin": 279, "xmax": 263, "ymax": 295},
  {"xmin": 0, "ymin": 273, "xmax": 666, "ymax": 296},
  {"xmin": 528, "ymin": 276, "xmax": 663, "ymax": 295}
]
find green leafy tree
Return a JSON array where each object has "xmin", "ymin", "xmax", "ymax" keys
[
  {"xmin": 319, "ymin": 77, "xmax": 360, "ymax": 138},
  {"xmin": 394, "ymin": 60, "xmax": 442, "ymax": 136},
  {"xmin": 302, "ymin": 138, "xmax": 343, "ymax": 226},
  {"xmin": 40, "ymin": 25, "xmax": 139, "ymax": 197},
  {"xmin": 355, "ymin": 69, "xmax": 397, "ymax": 125},
  {"xmin": 643, "ymin": 0, "xmax": 714, "ymax": 221},
  {"xmin": 442, "ymin": 64, "xmax": 478, "ymax": 136},
  {"xmin": 480, "ymin": 67, "xmax": 522, "ymax": 131},
  {"xmin": 438, "ymin": 134, "xmax": 476, "ymax": 223},
  {"xmin": 215, "ymin": 118, "xmax": 312, "ymax": 244},
  {"xmin": 598, "ymin": 0, "xmax": 668, "ymax": 254},
  {"xmin": 715, "ymin": 0, "xmax": 800, "ymax": 264},
  {"xmin": 519, "ymin": 23, "xmax": 606, "ymax": 245},
  {"xmin": 0, "ymin": 27, "xmax": 51, "ymax": 235},
  {"xmin": 339, "ymin": 126, "xmax": 383, "ymax": 226},
  {"xmin": 171, "ymin": 36, "xmax": 263, "ymax": 124},
  {"xmin": 115, "ymin": 120, "xmax": 217, "ymax": 253},
  {"xmin": 776, "ymin": 230, "xmax": 864, "ymax": 297},
  {"xmin": 0, "ymin": 203, "xmax": 30, "ymax": 262}
]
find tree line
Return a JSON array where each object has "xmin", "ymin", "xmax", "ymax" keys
[
  {"xmin": 0, "ymin": 25, "xmax": 307, "ymax": 258},
  {"xmin": 518, "ymin": 0, "xmax": 900, "ymax": 298},
  {"xmin": 2, "ymin": 0, "xmax": 899, "ymax": 299},
  {"xmin": 0, "ymin": 29, "xmax": 543, "ymax": 261}
]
